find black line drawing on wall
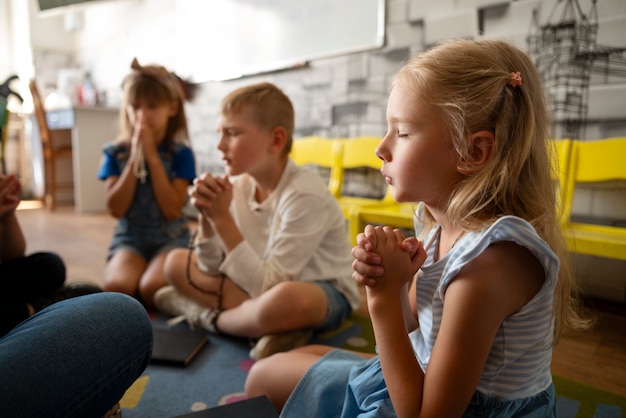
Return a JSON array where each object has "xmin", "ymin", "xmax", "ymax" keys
[{"xmin": 527, "ymin": 0, "xmax": 626, "ymax": 140}]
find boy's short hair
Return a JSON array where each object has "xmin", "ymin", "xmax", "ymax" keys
[{"xmin": 220, "ymin": 82, "xmax": 295, "ymax": 154}]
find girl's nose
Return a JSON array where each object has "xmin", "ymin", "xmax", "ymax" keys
[
  {"xmin": 375, "ymin": 145, "xmax": 386, "ymax": 162},
  {"xmin": 376, "ymin": 135, "xmax": 392, "ymax": 162}
]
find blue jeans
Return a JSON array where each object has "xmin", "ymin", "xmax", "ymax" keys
[
  {"xmin": 0, "ymin": 293, "xmax": 153, "ymax": 418},
  {"xmin": 314, "ymin": 280, "xmax": 352, "ymax": 332}
]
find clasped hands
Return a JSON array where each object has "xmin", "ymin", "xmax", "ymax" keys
[
  {"xmin": 128, "ymin": 108, "xmax": 158, "ymax": 162},
  {"xmin": 189, "ymin": 173, "xmax": 232, "ymax": 221},
  {"xmin": 352, "ymin": 225, "xmax": 427, "ymax": 295}
]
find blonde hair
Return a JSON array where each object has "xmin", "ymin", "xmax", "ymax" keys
[
  {"xmin": 118, "ymin": 61, "xmax": 190, "ymax": 149},
  {"xmin": 394, "ymin": 39, "xmax": 590, "ymax": 341},
  {"xmin": 220, "ymin": 82, "xmax": 295, "ymax": 155}
]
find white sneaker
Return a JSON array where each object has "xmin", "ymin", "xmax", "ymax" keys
[
  {"xmin": 154, "ymin": 286, "xmax": 205, "ymax": 331},
  {"xmin": 249, "ymin": 329, "xmax": 314, "ymax": 360}
]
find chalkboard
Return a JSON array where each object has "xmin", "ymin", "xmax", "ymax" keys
[
  {"xmin": 176, "ymin": 0, "xmax": 385, "ymax": 82},
  {"xmin": 37, "ymin": 0, "xmax": 97, "ymax": 12}
]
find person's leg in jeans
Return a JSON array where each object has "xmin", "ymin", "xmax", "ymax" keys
[{"xmin": 0, "ymin": 292, "xmax": 153, "ymax": 418}]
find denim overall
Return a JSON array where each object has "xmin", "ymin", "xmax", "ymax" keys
[{"xmin": 107, "ymin": 143, "xmax": 190, "ymax": 261}]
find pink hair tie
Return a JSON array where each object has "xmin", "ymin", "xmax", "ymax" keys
[{"xmin": 509, "ymin": 71, "xmax": 522, "ymax": 88}]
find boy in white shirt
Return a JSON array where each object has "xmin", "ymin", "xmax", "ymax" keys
[{"xmin": 156, "ymin": 82, "xmax": 360, "ymax": 360}]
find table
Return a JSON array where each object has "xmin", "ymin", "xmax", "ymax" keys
[{"xmin": 47, "ymin": 106, "xmax": 119, "ymax": 213}]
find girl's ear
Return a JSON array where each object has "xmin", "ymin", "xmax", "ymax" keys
[
  {"xmin": 268, "ymin": 126, "xmax": 288, "ymax": 154},
  {"xmin": 457, "ymin": 130, "xmax": 494, "ymax": 174}
]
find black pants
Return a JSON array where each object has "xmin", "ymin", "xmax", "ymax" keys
[{"xmin": 0, "ymin": 252, "xmax": 66, "ymax": 336}]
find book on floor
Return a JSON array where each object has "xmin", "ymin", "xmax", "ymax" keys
[
  {"xmin": 174, "ymin": 396, "xmax": 279, "ymax": 418},
  {"xmin": 151, "ymin": 327, "xmax": 209, "ymax": 367}
]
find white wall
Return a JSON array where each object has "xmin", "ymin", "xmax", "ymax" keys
[
  {"xmin": 1, "ymin": 0, "xmax": 36, "ymax": 111},
  {"xmin": 0, "ymin": 0, "xmax": 11, "ymax": 81},
  {"xmin": 29, "ymin": 0, "xmax": 77, "ymax": 53}
]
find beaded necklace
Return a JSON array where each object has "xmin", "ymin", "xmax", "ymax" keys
[{"xmin": 133, "ymin": 146, "xmax": 148, "ymax": 183}]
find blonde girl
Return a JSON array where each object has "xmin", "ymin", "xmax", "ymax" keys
[
  {"xmin": 98, "ymin": 59, "xmax": 196, "ymax": 307},
  {"xmin": 245, "ymin": 39, "xmax": 590, "ymax": 417}
]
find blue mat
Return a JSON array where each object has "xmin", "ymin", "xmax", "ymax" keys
[{"xmin": 121, "ymin": 314, "xmax": 374, "ymax": 418}]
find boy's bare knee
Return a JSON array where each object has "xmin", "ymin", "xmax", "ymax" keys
[
  {"xmin": 163, "ymin": 248, "xmax": 187, "ymax": 285},
  {"xmin": 249, "ymin": 282, "xmax": 326, "ymax": 332}
]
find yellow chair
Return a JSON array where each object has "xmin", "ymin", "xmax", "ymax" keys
[
  {"xmin": 351, "ymin": 138, "xmax": 573, "ymax": 246},
  {"xmin": 290, "ymin": 136, "xmax": 343, "ymax": 198},
  {"xmin": 549, "ymin": 138, "xmax": 574, "ymax": 224},
  {"xmin": 561, "ymin": 138, "xmax": 626, "ymax": 261},
  {"xmin": 335, "ymin": 137, "xmax": 415, "ymax": 244},
  {"xmin": 335, "ymin": 137, "xmax": 387, "ymax": 218},
  {"xmin": 349, "ymin": 200, "xmax": 416, "ymax": 245}
]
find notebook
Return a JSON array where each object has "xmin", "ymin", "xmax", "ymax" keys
[
  {"xmin": 151, "ymin": 327, "xmax": 209, "ymax": 367},
  {"xmin": 175, "ymin": 396, "xmax": 279, "ymax": 418}
]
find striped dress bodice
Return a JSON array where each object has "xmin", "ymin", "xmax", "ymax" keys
[{"xmin": 409, "ymin": 216, "xmax": 559, "ymax": 399}]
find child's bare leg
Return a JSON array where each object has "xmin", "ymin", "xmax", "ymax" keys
[
  {"xmin": 138, "ymin": 251, "xmax": 170, "ymax": 308},
  {"xmin": 217, "ymin": 281, "xmax": 328, "ymax": 337},
  {"xmin": 245, "ymin": 345, "xmax": 334, "ymax": 411},
  {"xmin": 103, "ymin": 249, "xmax": 146, "ymax": 297},
  {"xmin": 163, "ymin": 252, "xmax": 331, "ymax": 336},
  {"xmin": 163, "ymin": 248, "xmax": 249, "ymax": 309}
]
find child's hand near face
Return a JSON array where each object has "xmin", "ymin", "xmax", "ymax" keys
[
  {"xmin": 129, "ymin": 109, "xmax": 158, "ymax": 161},
  {"xmin": 128, "ymin": 107, "xmax": 143, "ymax": 152},
  {"xmin": 361, "ymin": 226, "xmax": 423, "ymax": 300},
  {"xmin": 190, "ymin": 173, "xmax": 233, "ymax": 221},
  {"xmin": 0, "ymin": 174, "xmax": 21, "ymax": 220}
]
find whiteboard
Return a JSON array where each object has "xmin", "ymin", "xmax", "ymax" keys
[{"xmin": 176, "ymin": 0, "xmax": 385, "ymax": 82}]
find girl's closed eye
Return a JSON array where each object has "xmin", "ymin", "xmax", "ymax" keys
[
  {"xmin": 394, "ymin": 124, "xmax": 414, "ymax": 138},
  {"xmin": 383, "ymin": 125, "xmax": 408, "ymax": 138}
]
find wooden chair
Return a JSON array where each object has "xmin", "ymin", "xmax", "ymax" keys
[
  {"xmin": 561, "ymin": 138, "xmax": 626, "ymax": 261},
  {"xmin": 291, "ymin": 136, "xmax": 343, "ymax": 198},
  {"xmin": 29, "ymin": 79, "xmax": 74, "ymax": 210},
  {"xmin": 0, "ymin": 96, "xmax": 8, "ymax": 174}
]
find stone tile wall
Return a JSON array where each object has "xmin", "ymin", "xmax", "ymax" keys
[{"xmin": 27, "ymin": 0, "xmax": 626, "ymax": 301}]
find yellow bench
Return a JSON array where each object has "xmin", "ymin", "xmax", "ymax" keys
[{"xmin": 561, "ymin": 138, "xmax": 626, "ymax": 261}]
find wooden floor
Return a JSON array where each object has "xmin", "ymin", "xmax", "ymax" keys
[{"xmin": 15, "ymin": 204, "xmax": 626, "ymax": 398}]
